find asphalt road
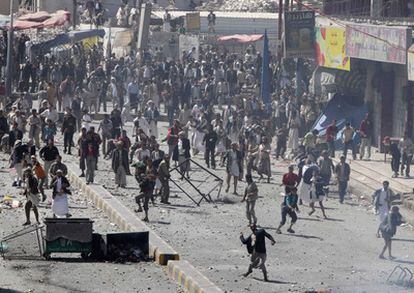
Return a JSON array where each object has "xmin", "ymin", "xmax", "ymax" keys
[
  {"xmin": 73, "ymin": 120, "xmax": 414, "ymax": 293},
  {"xmin": 0, "ymin": 153, "xmax": 181, "ymax": 293},
  {"xmin": 2, "ymin": 116, "xmax": 414, "ymax": 293}
]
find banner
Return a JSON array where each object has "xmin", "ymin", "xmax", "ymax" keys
[
  {"xmin": 283, "ymin": 10, "xmax": 315, "ymax": 58},
  {"xmin": 260, "ymin": 31, "xmax": 270, "ymax": 105},
  {"xmin": 186, "ymin": 12, "xmax": 200, "ymax": 32},
  {"xmin": 408, "ymin": 45, "xmax": 414, "ymax": 81},
  {"xmin": 346, "ymin": 24, "xmax": 411, "ymax": 64},
  {"xmin": 315, "ymin": 27, "xmax": 350, "ymax": 71}
]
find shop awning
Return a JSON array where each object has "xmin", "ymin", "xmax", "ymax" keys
[
  {"xmin": 11, "ymin": 20, "xmax": 44, "ymax": 30},
  {"xmin": 42, "ymin": 12, "xmax": 70, "ymax": 28},
  {"xmin": 68, "ymin": 29, "xmax": 105, "ymax": 42},
  {"xmin": 30, "ymin": 34, "xmax": 71, "ymax": 53},
  {"xmin": 217, "ymin": 34, "xmax": 264, "ymax": 43},
  {"xmin": 3, "ymin": 10, "xmax": 70, "ymax": 30},
  {"xmin": 19, "ymin": 11, "xmax": 51, "ymax": 22},
  {"xmin": 30, "ymin": 29, "xmax": 105, "ymax": 54},
  {"xmin": 311, "ymin": 66, "xmax": 366, "ymax": 98}
]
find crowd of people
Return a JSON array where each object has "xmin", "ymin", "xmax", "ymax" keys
[{"xmin": 0, "ymin": 19, "xmax": 407, "ymax": 281}]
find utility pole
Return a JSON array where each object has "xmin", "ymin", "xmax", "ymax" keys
[
  {"xmin": 370, "ymin": 0, "xmax": 382, "ymax": 18},
  {"xmin": 5, "ymin": 0, "xmax": 14, "ymax": 97},
  {"xmin": 73, "ymin": 0, "xmax": 77, "ymax": 29},
  {"xmin": 278, "ymin": 0, "xmax": 283, "ymax": 41}
]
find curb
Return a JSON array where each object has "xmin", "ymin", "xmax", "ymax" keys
[
  {"xmin": 168, "ymin": 260, "xmax": 223, "ymax": 293},
  {"xmin": 65, "ymin": 163, "xmax": 179, "ymax": 265},
  {"xmin": 333, "ymin": 158, "xmax": 414, "ymax": 213},
  {"xmin": 65, "ymin": 162, "xmax": 225, "ymax": 293},
  {"xmin": 347, "ymin": 174, "xmax": 414, "ymax": 227}
]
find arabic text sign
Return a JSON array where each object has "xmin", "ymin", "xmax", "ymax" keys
[
  {"xmin": 284, "ymin": 10, "xmax": 315, "ymax": 58},
  {"xmin": 346, "ymin": 24, "xmax": 410, "ymax": 64}
]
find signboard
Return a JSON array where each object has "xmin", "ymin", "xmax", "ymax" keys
[
  {"xmin": 186, "ymin": 12, "xmax": 200, "ymax": 32},
  {"xmin": 179, "ymin": 35, "xmax": 199, "ymax": 62},
  {"xmin": 82, "ymin": 36, "xmax": 99, "ymax": 49},
  {"xmin": 408, "ymin": 45, "xmax": 414, "ymax": 81},
  {"xmin": 112, "ymin": 30, "xmax": 133, "ymax": 58},
  {"xmin": 346, "ymin": 24, "xmax": 410, "ymax": 64},
  {"xmin": 283, "ymin": 10, "xmax": 315, "ymax": 58},
  {"xmin": 315, "ymin": 27, "xmax": 350, "ymax": 71},
  {"xmin": 149, "ymin": 31, "xmax": 179, "ymax": 60}
]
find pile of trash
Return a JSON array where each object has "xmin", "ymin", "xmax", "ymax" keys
[{"xmin": 0, "ymin": 195, "xmax": 22, "ymax": 211}]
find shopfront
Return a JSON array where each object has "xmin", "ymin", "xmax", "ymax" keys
[{"xmin": 345, "ymin": 23, "xmax": 412, "ymax": 146}]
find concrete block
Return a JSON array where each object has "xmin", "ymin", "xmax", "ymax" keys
[{"xmin": 168, "ymin": 260, "xmax": 223, "ymax": 293}]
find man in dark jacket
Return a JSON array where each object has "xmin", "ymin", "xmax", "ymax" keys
[
  {"xmin": 203, "ymin": 124, "xmax": 218, "ymax": 169},
  {"xmin": 173, "ymin": 131, "xmax": 190, "ymax": 179},
  {"xmin": 0, "ymin": 109, "xmax": 8, "ymax": 142},
  {"xmin": 8, "ymin": 122, "xmax": 23, "ymax": 150},
  {"xmin": 11, "ymin": 140, "xmax": 26, "ymax": 186},
  {"xmin": 23, "ymin": 168, "xmax": 40, "ymax": 225},
  {"xmin": 158, "ymin": 155, "xmax": 171, "ymax": 204},
  {"xmin": 111, "ymin": 141, "xmax": 129, "ymax": 188},
  {"xmin": 240, "ymin": 224, "xmax": 275, "ymax": 282},
  {"xmin": 39, "ymin": 139, "xmax": 60, "ymax": 187},
  {"xmin": 61, "ymin": 109, "xmax": 77, "ymax": 154},
  {"xmin": 335, "ymin": 155, "xmax": 351, "ymax": 204},
  {"xmin": 81, "ymin": 129, "xmax": 101, "ymax": 184}
]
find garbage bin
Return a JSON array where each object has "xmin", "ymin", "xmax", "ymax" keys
[{"xmin": 43, "ymin": 218, "xmax": 93, "ymax": 259}]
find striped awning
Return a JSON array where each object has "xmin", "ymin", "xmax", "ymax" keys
[{"xmin": 311, "ymin": 66, "xmax": 366, "ymax": 98}]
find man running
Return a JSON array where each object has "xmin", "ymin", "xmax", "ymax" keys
[{"xmin": 240, "ymin": 224, "xmax": 275, "ymax": 282}]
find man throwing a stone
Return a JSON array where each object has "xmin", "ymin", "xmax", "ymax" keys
[{"xmin": 240, "ymin": 224, "xmax": 275, "ymax": 282}]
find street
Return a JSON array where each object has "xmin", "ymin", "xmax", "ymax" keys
[
  {"xmin": 0, "ymin": 152, "xmax": 181, "ymax": 293},
  {"xmin": 55, "ymin": 120, "xmax": 414, "ymax": 293}
]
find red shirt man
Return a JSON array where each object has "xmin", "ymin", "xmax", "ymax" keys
[
  {"xmin": 282, "ymin": 165, "xmax": 301, "ymax": 194},
  {"xmin": 326, "ymin": 120, "xmax": 338, "ymax": 142}
]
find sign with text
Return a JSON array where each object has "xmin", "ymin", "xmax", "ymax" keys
[
  {"xmin": 283, "ymin": 10, "xmax": 315, "ymax": 58},
  {"xmin": 186, "ymin": 12, "xmax": 200, "ymax": 32},
  {"xmin": 346, "ymin": 24, "xmax": 411, "ymax": 64}
]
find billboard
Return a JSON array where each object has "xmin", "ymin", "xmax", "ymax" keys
[
  {"xmin": 315, "ymin": 27, "xmax": 350, "ymax": 71},
  {"xmin": 346, "ymin": 24, "xmax": 411, "ymax": 64},
  {"xmin": 186, "ymin": 12, "xmax": 200, "ymax": 32},
  {"xmin": 283, "ymin": 10, "xmax": 315, "ymax": 58}
]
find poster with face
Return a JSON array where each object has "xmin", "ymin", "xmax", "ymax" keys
[{"xmin": 284, "ymin": 11, "xmax": 315, "ymax": 58}]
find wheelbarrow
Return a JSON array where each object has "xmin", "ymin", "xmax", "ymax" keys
[{"xmin": 43, "ymin": 218, "xmax": 93, "ymax": 260}]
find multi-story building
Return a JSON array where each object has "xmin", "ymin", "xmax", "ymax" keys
[{"xmin": 315, "ymin": 0, "xmax": 414, "ymax": 145}]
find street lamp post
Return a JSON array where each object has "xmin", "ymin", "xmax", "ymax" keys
[{"xmin": 5, "ymin": 0, "xmax": 14, "ymax": 97}]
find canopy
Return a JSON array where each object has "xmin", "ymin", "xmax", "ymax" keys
[
  {"xmin": 68, "ymin": 29, "xmax": 105, "ymax": 42},
  {"xmin": 11, "ymin": 20, "xmax": 44, "ymax": 30},
  {"xmin": 19, "ymin": 11, "xmax": 51, "ymax": 22},
  {"xmin": 31, "ymin": 34, "xmax": 71, "ymax": 53},
  {"xmin": 30, "ymin": 29, "xmax": 106, "ymax": 54},
  {"xmin": 312, "ymin": 94, "xmax": 368, "ymax": 149},
  {"xmin": 217, "ymin": 34, "xmax": 263, "ymax": 43},
  {"xmin": 3, "ymin": 10, "xmax": 70, "ymax": 30},
  {"xmin": 43, "ymin": 13, "xmax": 70, "ymax": 28}
]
